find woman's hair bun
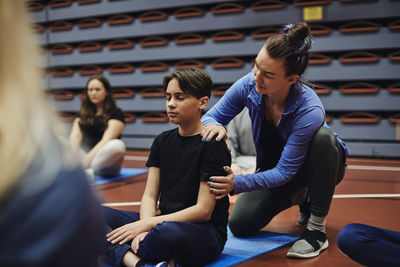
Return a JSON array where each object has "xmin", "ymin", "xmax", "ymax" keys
[{"xmin": 283, "ymin": 22, "xmax": 312, "ymax": 53}]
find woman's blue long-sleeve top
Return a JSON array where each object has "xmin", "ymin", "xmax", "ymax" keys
[{"xmin": 201, "ymin": 72, "xmax": 349, "ymax": 195}]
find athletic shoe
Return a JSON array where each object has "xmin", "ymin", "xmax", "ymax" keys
[{"xmin": 287, "ymin": 229, "xmax": 329, "ymax": 258}]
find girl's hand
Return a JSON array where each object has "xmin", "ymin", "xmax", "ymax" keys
[
  {"xmin": 106, "ymin": 220, "xmax": 150, "ymax": 245},
  {"xmin": 132, "ymin": 232, "xmax": 149, "ymax": 254}
]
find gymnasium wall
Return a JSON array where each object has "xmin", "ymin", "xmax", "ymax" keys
[{"xmin": 28, "ymin": 0, "xmax": 400, "ymax": 158}]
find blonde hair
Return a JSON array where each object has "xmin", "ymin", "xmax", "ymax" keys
[{"xmin": 0, "ymin": 1, "xmax": 68, "ymax": 199}]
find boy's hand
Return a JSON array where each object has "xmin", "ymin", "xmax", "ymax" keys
[
  {"xmin": 132, "ymin": 232, "xmax": 149, "ymax": 254},
  {"xmin": 201, "ymin": 124, "xmax": 227, "ymax": 142},
  {"xmin": 106, "ymin": 220, "xmax": 150, "ymax": 245},
  {"xmin": 208, "ymin": 166, "xmax": 235, "ymax": 200}
]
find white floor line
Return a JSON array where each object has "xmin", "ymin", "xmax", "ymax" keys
[
  {"xmin": 103, "ymin": 194, "xmax": 400, "ymax": 207},
  {"xmin": 347, "ymin": 165, "xmax": 400, "ymax": 171},
  {"xmin": 333, "ymin": 194, "xmax": 400, "ymax": 199},
  {"xmin": 103, "ymin": 201, "xmax": 141, "ymax": 207}
]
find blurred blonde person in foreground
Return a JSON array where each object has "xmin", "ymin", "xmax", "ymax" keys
[{"xmin": 0, "ymin": 1, "xmax": 104, "ymax": 266}]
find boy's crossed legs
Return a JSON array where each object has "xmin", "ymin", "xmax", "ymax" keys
[{"xmin": 103, "ymin": 207, "xmax": 223, "ymax": 266}]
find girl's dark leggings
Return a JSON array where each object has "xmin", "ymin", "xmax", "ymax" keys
[{"xmin": 229, "ymin": 127, "xmax": 346, "ymax": 237}]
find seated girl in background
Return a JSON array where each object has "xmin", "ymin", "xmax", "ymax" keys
[{"xmin": 69, "ymin": 75, "xmax": 126, "ymax": 178}]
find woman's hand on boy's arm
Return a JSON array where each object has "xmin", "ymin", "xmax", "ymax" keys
[{"xmin": 208, "ymin": 166, "xmax": 235, "ymax": 200}]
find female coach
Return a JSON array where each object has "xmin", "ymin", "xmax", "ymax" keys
[{"xmin": 201, "ymin": 22, "xmax": 349, "ymax": 259}]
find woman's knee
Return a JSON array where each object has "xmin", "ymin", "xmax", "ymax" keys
[
  {"xmin": 229, "ymin": 190, "xmax": 291, "ymax": 236},
  {"xmin": 307, "ymin": 127, "xmax": 342, "ymax": 178},
  {"xmin": 229, "ymin": 204, "xmax": 267, "ymax": 236},
  {"xmin": 309, "ymin": 127, "xmax": 337, "ymax": 156},
  {"xmin": 229, "ymin": 217, "xmax": 251, "ymax": 237}
]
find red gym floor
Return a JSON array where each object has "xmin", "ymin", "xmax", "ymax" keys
[{"xmin": 95, "ymin": 150, "xmax": 400, "ymax": 267}]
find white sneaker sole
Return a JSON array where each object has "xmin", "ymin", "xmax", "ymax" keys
[{"xmin": 287, "ymin": 240, "xmax": 329, "ymax": 258}]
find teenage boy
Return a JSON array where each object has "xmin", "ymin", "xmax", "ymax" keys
[{"xmin": 103, "ymin": 69, "xmax": 231, "ymax": 267}]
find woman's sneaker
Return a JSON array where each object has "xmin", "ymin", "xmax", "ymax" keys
[{"xmin": 287, "ymin": 229, "xmax": 329, "ymax": 258}]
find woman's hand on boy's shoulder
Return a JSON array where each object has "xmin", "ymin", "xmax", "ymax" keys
[
  {"xmin": 201, "ymin": 124, "xmax": 231, "ymax": 151},
  {"xmin": 208, "ymin": 166, "xmax": 235, "ymax": 200},
  {"xmin": 201, "ymin": 124, "xmax": 227, "ymax": 142}
]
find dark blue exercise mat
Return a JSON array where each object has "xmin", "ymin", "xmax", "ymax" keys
[
  {"xmin": 101, "ymin": 228, "xmax": 298, "ymax": 267},
  {"xmin": 92, "ymin": 168, "xmax": 148, "ymax": 186},
  {"xmin": 206, "ymin": 228, "xmax": 299, "ymax": 267}
]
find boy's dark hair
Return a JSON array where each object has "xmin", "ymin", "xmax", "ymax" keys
[{"xmin": 163, "ymin": 68, "xmax": 212, "ymax": 98}]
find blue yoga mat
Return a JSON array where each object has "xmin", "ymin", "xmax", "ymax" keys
[
  {"xmin": 92, "ymin": 168, "xmax": 148, "ymax": 186},
  {"xmin": 102, "ymin": 228, "xmax": 298, "ymax": 267},
  {"xmin": 206, "ymin": 228, "xmax": 299, "ymax": 267}
]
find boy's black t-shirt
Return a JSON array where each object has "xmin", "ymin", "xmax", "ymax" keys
[
  {"xmin": 146, "ymin": 128, "xmax": 231, "ymax": 243},
  {"xmin": 79, "ymin": 108, "xmax": 125, "ymax": 151}
]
